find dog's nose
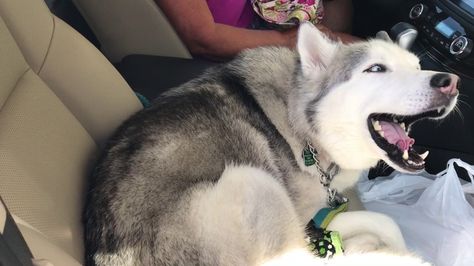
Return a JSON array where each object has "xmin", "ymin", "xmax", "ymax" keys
[{"xmin": 430, "ymin": 73, "xmax": 460, "ymax": 96}]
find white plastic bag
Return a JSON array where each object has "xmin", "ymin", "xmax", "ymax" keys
[{"xmin": 358, "ymin": 159, "xmax": 474, "ymax": 266}]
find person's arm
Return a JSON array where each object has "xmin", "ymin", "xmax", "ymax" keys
[
  {"xmin": 157, "ymin": 0, "xmax": 297, "ymax": 60},
  {"xmin": 322, "ymin": 0, "xmax": 353, "ymax": 33},
  {"xmin": 315, "ymin": 24, "xmax": 359, "ymax": 44}
]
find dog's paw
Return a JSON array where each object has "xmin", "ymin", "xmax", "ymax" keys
[
  {"xmin": 327, "ymin": 211, "xmax": 407, "ymax": 253},
  {"xmin": 342, "ymin": 232, "xmax": 390, "ymax": 254},
  {"xmin": 329, "ymin": 252, "xmax": 431, "ymax": 266}
]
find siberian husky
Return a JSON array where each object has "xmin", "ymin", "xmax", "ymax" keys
[{"xmin": 84, "ymin": 23, "xmax": 459, "ymax": 265}]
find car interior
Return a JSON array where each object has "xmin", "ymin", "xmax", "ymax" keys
[{"xmin": 0, "ymin": 0, "xmax": 473, "ymax": 265}]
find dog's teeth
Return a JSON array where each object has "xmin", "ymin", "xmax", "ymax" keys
[
  {"xmin": 437, "ymin": 107, "xmax": 443, "ymax": 114},
  {"xmin": 420, "ymin": 151, "xmax": 429, "ymax": 160},
  {"xmin": 378, "ymin": 130, "xmax": 384, "ymax": 137},
  {"xmin": 372, "ymin": 120, "xmax": 382, "ymax": 131},
  {"xmin": 400, "ymin": 122, "xmax": 406, "ymax": 131},
  {"xmin": 403, "ymin": 150, "xmax": 409, "ymax": 160}
]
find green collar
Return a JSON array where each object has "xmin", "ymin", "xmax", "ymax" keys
[
  {"xmin": 306, "ymin": 204, "xmax": 347, "ymax": 258},
  {"xmin": 313, "ymin": 202, "xmax": 348, "ymax": 229}
]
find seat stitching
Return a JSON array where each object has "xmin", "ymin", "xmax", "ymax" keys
[
  {"xmin": 37, "ymin": 13, "xmax": 56, "ymax": 74},
  {"xmin": 0, "ymin": 67, "xmax": 31, "ymax": 111}
]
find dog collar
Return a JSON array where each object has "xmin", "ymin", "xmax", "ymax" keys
[
  {"xmin": 302, "ymin": 142, "xmax": 348, "ymax": 208},
  {"xmin": 306, "ymin": 203, "xmax": 347, "ymax": 258}
]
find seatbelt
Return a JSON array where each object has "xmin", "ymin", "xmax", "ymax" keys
[{"xmin": 0, "ymin": 197, "xmax": 34, "ymax": 266}]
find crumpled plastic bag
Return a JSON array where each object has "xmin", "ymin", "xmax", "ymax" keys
[{"xmin": 358, "ymin": 159, "xmax": 474, "ymax": 266}]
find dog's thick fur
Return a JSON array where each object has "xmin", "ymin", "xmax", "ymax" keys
[{"xmin": 84, "ymin": 24, "xmax": 457, "ymax": 265}]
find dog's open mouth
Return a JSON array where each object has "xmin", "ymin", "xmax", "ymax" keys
[{"xmin": 367, "ymin": 108, "xmax": 447, "ymax": 172}]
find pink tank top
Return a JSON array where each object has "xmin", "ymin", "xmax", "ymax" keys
[{"xmin": 207, "ymin": 0, "xmax": 254, "ymax": 28}]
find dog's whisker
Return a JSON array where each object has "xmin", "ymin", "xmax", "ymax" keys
[
  {"xmin": 456, "ymin": 98, "xmax": 472, "ymax": 110},
  {"xmin": 381, "ymin": 163, "xmax": 390, "ymax": 173},
  {"xmin": 414, "ymin": 51, "xmax": 426, "ymax": 58},
  {"xmin": 453, "ymin": 105, "xmax": 464, "ymax": 123}
]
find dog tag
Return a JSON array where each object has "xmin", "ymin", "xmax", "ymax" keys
[{"xmin": 302, "ymin": 146, "xmax": 316, "ymax": 166}]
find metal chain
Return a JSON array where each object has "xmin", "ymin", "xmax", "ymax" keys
[
  {"xmin": 306, "ymin": 141, "xmax": 347, "ymax": 207},
  {"xmin": 306, "ymin": 141, "xmax": 337, "ymax": 186},
  {"xmin": 307, "ymin": 142, "xmax": 328, "ymax": 184}
]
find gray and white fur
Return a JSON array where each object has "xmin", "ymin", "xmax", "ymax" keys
[{"xmin": 84, "ymin": 23, "xmax": 457, "ymax": 265}]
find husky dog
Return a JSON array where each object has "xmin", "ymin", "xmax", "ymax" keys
[{"xmin": 84, "ymin": 23, "xmax": 458, "ymax": 265}]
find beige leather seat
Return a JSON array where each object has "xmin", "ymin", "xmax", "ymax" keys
[
  {"xmin": 72, "ymin": 0, "xmax": 192, "ymax": 62},
  {"xmin": 0, "ymin": 0, "xmax": 143, "ymax": 264}
]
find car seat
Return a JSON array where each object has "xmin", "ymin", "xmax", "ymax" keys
[
  {"xmin": 72, "ymin": 0, "xmax": 191, "ymax": 62},
  {"xmin": 0, "ymin": 0, "xmax": 142, "ymax": 264}
]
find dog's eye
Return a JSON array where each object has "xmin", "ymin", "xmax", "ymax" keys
[{"xmin": 364, "ymin": 64, "xmax": 387, "ymax": 73}]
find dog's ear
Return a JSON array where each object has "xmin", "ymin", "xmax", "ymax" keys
[
  {"xmin": 375, "ymin": 31, "xmax": 394, "ymax": 43},
  {"xmin": 297, "ymin": 23, "xmax": 338, "ymax": 76}
]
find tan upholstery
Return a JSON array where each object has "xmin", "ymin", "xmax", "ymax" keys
[
  {"xmin": 0, "ymin": 0, "xmax": 142, "ymax": 145},
  {"xmin": 15, "ymin": 215, "xmax": 81, "ymax": 266},
  {"xmin": 0, "ymin": 0, "xmax": 143, "ymax": 264},
  {"xmin": 73, "ymin": 0, "xmax": 192, "ymax": 62}
]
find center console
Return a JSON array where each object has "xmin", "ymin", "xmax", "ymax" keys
[{"xmin": 407, "ymin": 0, "xmax": 474, "ymax": 77}]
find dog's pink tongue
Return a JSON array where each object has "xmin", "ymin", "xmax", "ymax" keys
[{"xmin": 379, "ymin": 121, "xmax": 414, "ymax": 151}]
